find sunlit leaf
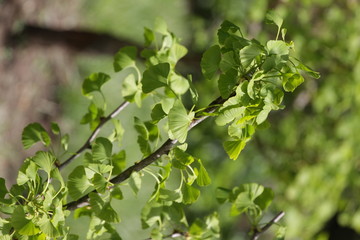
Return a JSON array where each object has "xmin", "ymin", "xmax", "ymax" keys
[
  {"xmin": 240, "ymin": 44, "xmax": 263, "ymax": 68},
  {"xmin": 282, "ymin": 73, "xmax": 304, "ymax": 92},
  {"xmin": 92, "ymin": 137, "xmax": 112, "ymax": 163},
  {"xmin": 33, "ymin": 151, "xmax": 56, "ymax": 174},
  {"xmin": 168, "ymin": 100, "xmax": 194, "ymax": 143},
  {"xmin": 223, "ymin": 140, "xmax": 246, "ymax": 160},
  {"xmin": 11, "ymin": 206, "xmax": 41, "ymax": 236},
  {"xmin": 67, "ymin": 166, "xmax": 92, "ymax": 200},
  {"xmin": 196, "ymin": 160, "xmax": 211, "ymax": 186},
  {"xmin": 169, "ymin": 74, "xmax": 189, "ymax": 95},
  {"xmin": 265, "ymin": 11, "xmax": 283, "ymax": 29},
  {"xmin": 266, "ymin": 40, "xmax": 289, "ymax": 56}
]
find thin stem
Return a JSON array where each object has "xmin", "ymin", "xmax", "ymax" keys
[
  {"xmin": 59, "ymin": 101, "xmax": 130, "ymax": 170},
  {"xmin": 250, "ymin": 211, "xmax": 285, "ymax": 240}
]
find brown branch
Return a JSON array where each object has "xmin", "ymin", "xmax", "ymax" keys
[
  {"xmin": 59, "ymin": 101, "xmax": 129, "ymax": 170},
  {"xmin": 65, "ymin": 95, "xmax": 227, "ymax": 210},
  {"xmin": 250, "ymin": 211, "xmax": 285, "ymax": 240}
]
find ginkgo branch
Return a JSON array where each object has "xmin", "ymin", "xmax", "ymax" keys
[{"xmin": 65, "ymin": 96, "xmax": 227, "ymax": 210}]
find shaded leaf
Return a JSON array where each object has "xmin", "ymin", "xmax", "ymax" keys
[
  {"xmin": 113, "ymin": 46, "xmax": 137, "ymax": 72},
  {"xmin": 182, "ymin": 183, "xmax": 200, "ymax": 204},
  {"xmin": 142, "ymin": 63, "xmax": 170, "ymax": 93},
  {"xmin": 82, "ymin": 72, "xmax": 110, "ymax": 96},
  {"xmin": 129, "ymin": 172, "xmax": 142, "ymax": 195},
  {"xmin": 22, "ymin": 123, "xmax": 51, "ymax": 149},
  {"xmin": 218, "ymin": 69, "xmax": 238, "ymax": 99},
  {"xmin": 201, "ymin": 45, "xmax": 221, "ymax": 80}
]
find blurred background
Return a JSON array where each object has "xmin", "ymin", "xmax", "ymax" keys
[{"xmin": 1, "ymin": 0, "xmax": 360, "ymax": 239}]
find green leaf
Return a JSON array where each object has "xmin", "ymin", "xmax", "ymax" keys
[
  {"xmin": 38, "ymin": 215, "xmax": 59, "ymax": 238},
  {"xmin": 220, "ymin": 51, "xmax": 238, "ymax": 72},
  {"xmin": 134, "ymin": 117, "xmax": 149, "ymax": 140},
  {"xmin": 111, "ymin": 186, "xmax": 123, "ymax": 200},
  {"xmin": 17, "ymin": 160, "xmax": 38, "ymax": 185},
  {"xmin": 154, "ymin": 17, "xmax": 168, "ymax": 35},
  {"xmin": 67, "ymin": 166, "xmax": 92, "ymax": 200},
  {"xmin": 182, "ymin": 183, "xmax": 200, "ymax": 204},
  {"xmin": 187, "ymin": 75, "xmax": 199, "ymax": 104},
  {"xmin": 216, "ymin": 106, "xmax": 246, "ymax": 126},
  {"xmin": 137, "ymin": 136, "xmax": 151, "ymax": 157},
  {"xmin": 275, "ymin": 226, "xmax": 286, "ymax": 240},
  {"xmin": 196, "ymin": 161, "xmax": 211, "ymax": 186},
  {"xmin": 11, "ymin": 206, "xmax": 41, "ymax": 236},
  {"xmin": 282, "ymin": 73, "xmax": 304, "ymax": 92},
  {"xmin": 240, "ymin": 44, "xmax": 263, "ymax": 68},
  {"xmin": 172, "ymin": 147, "xmax": 194, "ymax": 169},
  {"xmin": 151, "ymin": 104, "xmax": 167, "ymax": 123},
  {"xmin": 61, "ymin": 134, "xmax": 69, "ymax": 151},
  {"xmin": 201, "ymin": 45, "xmax": 221, "ymax": 80},
  {"xmin": 89, "ymin": 193, "xmax": 120, "ymax": 223},
  {"xmin": 50, "ymin": 122, "xmax": 60, "ymax": 135},
  {"xmin": 218, "ymin": 69, "xmax": 238, "ymax": 99},
  {"xmin": 256, "ymin": 108, "xmax": 271, "ymax": 124},
  {"xmin": 22, "ymin": 123, "xmax": 51, "ymax": 149},
  {"xmin": 0, "ymin": 178, "xmax": 7, "ymax": 201},
  {"xmin": 266, "ymin": 40, "xmax": 289, "ymax": 56},
  {"xmin": 223, "ymin": 140, "xmax": 246, "ymax": 160},
  {"xmin": 161, "ymin": 97, "xmax": 175, "ymax": 114},
  {"xmin": 129, "ymin": 172, "xmax": 142, "ymax": 195},
  {"xmin": 113, "ymin": 46, "xmax": 137, "ymax": 72},
  {"xmin": 169, "ymin": 43, "xmax": 188, "ymax": 64},
  {"xmin": 265, "ymin": 11, "xmax": 283, "ymax": 29},
  {"xmin": 254, "ymin": 187, "xmax": 274, "ymax": 210},
  {"xmin": 92, "ymin": 137, "xmax": 112, "ymax": 163},
  {"xmin": 168, "ymin": 100, "xmax": 194, "ymax": 143},
  {"xmin": 92, "ymin": 173, "xmax": 108, "ymax": 193},
  {"xmin": 142, "ymin": 63, "xmax": 170, "ymax": 93},
  {"xmin": 82, "ymin": 72, "xmax": 110, "ymax": 96},
  {"xmin": 121, "ymin": 74, "xmax": 142, "ymax": 106},
  {"xmin": 144, "ymin": 27, "xmax": 155, "ymax": 46},
  {"xmin": 109, "ymin": 119, "xmax": 124, "ymax": 145},
  {"xmin": 32, "ymin": 151, "xmax": 56, "ymax": 174},
  {"xmin": 216, "ymin": 187, "xmax": 231, "ymax": 204},
  {"xmin": 169, "ymin": 74, "xmax": 190, "ymax": 95},
  {"xmin": 112, "ymin": 150, "xmax": 126, "ymax": 176},
  {"xmin": 296, "ymin": 62, "xmax": 321, "ymax": 79},
  {"xmin": 217, "ymin": 20, "xmax": 243, "ymax": 45}
]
